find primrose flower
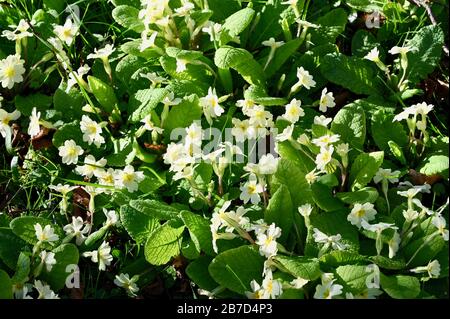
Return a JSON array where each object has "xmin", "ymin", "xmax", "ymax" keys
[
  {"xmin": 63, "ymin": 216, "xmax": 91, "ymax": 246},
  {"xmin": 53, "ymin": 18, "xmax": 78, "ymax": 46},
  {"xmin": 67, "ymin": 64, "xmax": 90, "ymax": 92},
  {"xmin": 87, "ymin": 44, "xmax": 115, "ymax": 60},
  {"xmin": 291, "ymin": 67, "xmax": 316, "ymax": 93},
  {"xmin": 262, "ymin": 37, "xmax": 284, "ymax": 50},
  {"xmin": 314, "ymin": 115, "xmax": 332, "ymax": 127},
  {"xmin": 27, "ymin": 107, "xmax": 41, "ymax": 138},
  {"xmin": 319, "ymin": 88, "xmax": 335, "ymax": 113},
  {"xmin": 202, "ymin": 22, "xmax": 222, "ymax": 41},
  {"xmin": 315, "ymin": 146, "xmax": 334, "ymax": 171},
  {"xmin": 313, "ymin": 273, "xmax": 343, "ymax": 299},
  {"xmin": 231, "ymin": 118, "xmax": 250, "ymax": 142},
  {"xmin": 236, "ymin": 98, "xmax": 257, "ymax": 115},
  {"xmin": 364, "ymin": 47, "xmax": 381, "ymax": 62},
  {"xmin": 2, "ymin": 19, "xmax": 33, "ymax": 41},
  {"xmin": 34, "ymin": 280, "xmax": 59, "ymax": 299},
  {"xmin": 141, "ymin": 115, "xmax": 163, "ymax": 134},
  {"xmin": 0, "ymin": 108, "xmax": 21, "ymax": 138},
  {"xmin": 34, "ymin": 223, "xmax": 59, "ymax": 244},
  {"xmin": 80, "ymin": 115, "xmax": 105, "ymax": 147},
  {"xmin": 276, "ymin": 124, "xmax": 294, "ymax": 142},
  {"xmin": 140, "ymin": 72, "xmax": 166, "ymax": 86},
  {"xmin": 114, "ymin": 165, "xmax": 145, "ymax": 193},
  {"xmin": 388, "ymin": 46, "xmax": 415, "ymax": 55},
  {"xmin": 282, "ymin": 98, "xmax": 304, "ymax": 123},
  {"xmin": 240, "ymin": 174, "xmax": 264, "ymax": 205},
  {"xmin": 347, "ymin": 203, "xmax": 377, "ymax": 229},
  {"xmin": 432, "ymin": 215, "xmax": 449, "ymax": 241},
  {"xmin": 39, "ymin": 251, "xmax": 57, "ymax": 272},
  {"xmin": 261, "ymin": 270, "xmax": 283, "ymax": 299},
  {"xmin": 114, "ymin": 273, "xmax": 139, "ymax": 297},
  {"xmin": 312, "ymin": 134, "xmax": 340, "ymax": 148},
  {"xmin": 200, "ymin": 87, "xmax": 224, "ymax": 124},
  {"xmin": 410, "ymin": 260, "xmax": 441, "ymax": 279},
  {"xmin": 0, "ymin": 54, "xmax": 26, "ymax": 89},
  {"xmin": 75, "ymin": 155, "xmax": 107, "ymax": 178},
  {"xmin": 373, "ymin": 168, "xmax": 400, "ymax": 184},
  {"xmin": 82, "ymin": 241, "xmax": 113, "ymax": 271},
  {"xmin": 58, "ymin": 139, "xmax": 84, "ymax": 165},
  {"xmin": 312, "ymin": 228, "xmax": 349, "ymax": 254},
  {"xmin": 256, "ymin": 223, "xmax": 282, "ymax": 258},
  {"xmin": 103, "ymin": 208, "xmax": 119, "ymax": 228},
  {"xmin": 256, "ymin": 154, "xmax": 278, "ymax": 175}
]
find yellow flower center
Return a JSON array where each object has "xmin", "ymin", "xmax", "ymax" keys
[
  {"xmin": 356, "ymin": 210, "xmax": 365, "ymax": 218},
  {"xmin": 67, "ymin": 146, "xmax": 77, "ymax": 157},
  {"xmin": 323, "ymin": 288, "xmax": 330, "ymax": 298},
  {"xmin": 265, "ymin": 236, "xmax": 273, "ymax": 246},
  {"xmin": 122, "ymin": 173, "xmax": 134, "ymax": 183},
  {"xmin": 248, "ymin": 184, "xmax": 257, "ymax": 194},
  {"xmin": 2, "ymin": 116, "xmax": 11, "ymax": 125},
  {"xmin": 5, "ymin": 66, "xmax": 15, "ymax": 78}
]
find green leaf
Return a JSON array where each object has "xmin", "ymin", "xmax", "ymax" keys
[
  {"xmin": 319, "ymin": 250, "xmax": 368, "ymax": 267},
  {"xmin": 207, "ymin": 0, "xmax": 241, "ymax": 22},
  {"xmin": 403, "ymin": 233, "xmax": 445, "ymax": 268},
  {"xmin": 53, "ymin": 84, "xmax": 85, "ymax": 120},
  {"xmin": 163, "ymin": 95, "xmax": 203, "ymax": 134},
  {"xmin": 11, "ymin": 252, "xmax": 30, "ymax": 285},
  {"xmin": 214, "ymin": 46, "xmax": 265, "ymax": 86},
  {"xmin": 111, "ymin": 0, "xmax": 140, "ymax": 7},
  {"xmin": 407, "ymin": 25, "xmax": 444, "ymax": 84},
  {"xmin": 129, "ymin": 199, "xmax": 181, "ymax": 221},
  {"xmin": 186, "ymin": 255, "xmax": 217, "ymax": 291},
  {"xmin": 208, "ymin": 245, "xmax": 265, "ymax": 294},
  {"xmin": 120, "ymin": 205, "xmax": 159, "ymax": 245},
  {"xmin": 331, "ymin": 101, "xmax": 366, "ymax": 150},
  {"xmin": 336, "ymin": 265, "xmax": 370, "ymax": 294},
  {"xmin": 336, "ymin": 187, "xmax": 379, "ymax": 204},
  {"xmin": 371, "ymin": 109, "xmax": 409, "ymax": 151},
  {"xmin": 344, "ymin": 0, "xmax": 385, "ymax": 12},
  {"xmin": 0, "ymin": 270, "xmax": 12, "ymax": 299},
  {"xmin": 247, "ymin": 1, "xmax": 289, "ymax": 49},
  {"xmin": 244, "ymin": 85, "xmax": 287, "ymax": 105},
  {"xmin": 112, "ymin": 5, "xmax": 144, "ymax": 33},
  {"xmin": 270, "ymin": 159, "xmax": 313, "ymax": 207},
  {"xmin": 273, "ymin": 255, "xmax": 321, "ymax": 281},
  {"xmin": 418, "ymin": 154, "xmax": 449, "ymax": 179},
  {"xmin": 159, "ymin": 55, "xmax": 212, "ymax": 85},
  {"xmin": 115, "ymin": 55, "xmax": 146, "ymax": 92},
  {"xmin": 130, "ymin": 88, "xmax": 169, "ymax": 122},
  {"xmin": 120, "ymin": 40, "xmax": 161, "ymax": 59},
  {"xmin": 52, "ymin": 121, "xmax": 87, "ymax": 148},
  {"xmin": 311, "ymin": 181, "xmax": 345, "ymax": 212},
  {"xmin": 15, "ymin": 93, "xmax": 52, "ymax": 117},
  {"xmin": 88, "ymin": 76, "xmax": 118, "ymax": 113},
  {"xmin": 351, "ymin": 29, "xmax": 380, "ymax": 58},
  {"xmin": 10, "ymin": 216, "xmax": 63, "ymax": 249},
  {"xmin": 264, "ymin": 38, "xmax": 303, "ymax": 78},
  {"xmin": 349, "ymin": 151, "xmax": 384, "ymax": 191},
  {"xmin": 144, "ymin": 221, "xmax": 185, "ymax": 265},
  {"xmin": 320, "ymin": 53, "xmax": 382, "ymax": 95},
  {"xmin": 180, "ymin": 210, "xmax": 214, "ymax": 256},
  {"xmin": 265, "ymin": 184, "xmax": 294, "ymax": 243},
  {"xmin": 306, "ymin": 210, "xmax": 360, "ymax": 256},
  {"xmin": 220, "ymin": 8, "xmax": 255, "ymax": 45},
  {"xmin": 39, "ymin": 244, "xmax": 79, "ymax": 291},
  {"xmin": 0, "ymin": 228, "xmax": 27, "ymax": 270},
  {"xmin": 380, "ymin": 274, "xmax": 421, "ymax": 299},
  {"xmin": 310, "ymin": 8, "xmax": 348, "ymax": 46},
  {"xmin": 370, "ymin": 255, "xmax": 406, "ymax": 270}
]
